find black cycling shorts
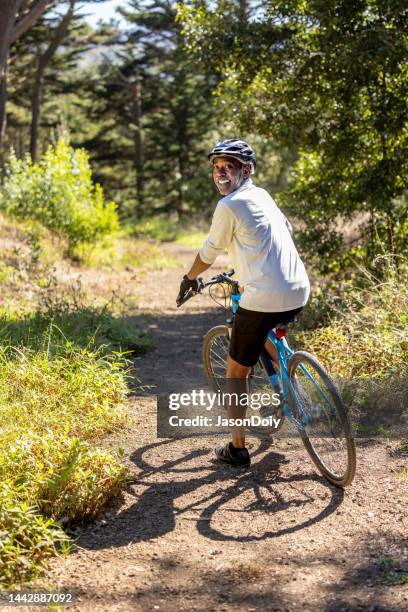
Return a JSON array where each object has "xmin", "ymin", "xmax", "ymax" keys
[{"xmin": 229, "ymin": 305, "xmax": 304, "ymax": 368}]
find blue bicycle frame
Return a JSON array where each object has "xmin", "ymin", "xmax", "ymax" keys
[{"xmin": 231, "ymin": 291, "xmax": 317, "ymax": 431}]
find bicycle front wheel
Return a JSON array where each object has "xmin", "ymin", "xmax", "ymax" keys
[
  {"xmin": 202, "ymin": 325, "xmax": 230, "ymax": 390},
  {"xmin": 288, "ymin": 351, "xmax": 356, "ymax": 487}
]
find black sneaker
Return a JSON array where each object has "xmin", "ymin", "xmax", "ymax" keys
[{"xmin": 214, "ymin": 442, "xmax": 250, "ymax": 467}]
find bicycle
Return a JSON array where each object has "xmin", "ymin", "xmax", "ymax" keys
[{"xmin": 177, "ymin": 270, "xmax": 356, "ymax": 487}]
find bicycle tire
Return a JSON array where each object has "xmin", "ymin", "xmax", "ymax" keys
[
  {"xmin": 288, "ymin": 350, "xmax": 356, "ymax": 487},
  {"xmin": 202, "ymin": 326, "xmax": 282, "ymax": 438},
  {"xmin": 202, "ymin": 325, "xmax": 230, "ymax": 390}
]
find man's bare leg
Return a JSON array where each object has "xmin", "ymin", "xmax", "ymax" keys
[
  {"xmin": 264, "ymin": 337, "xmax": 280, "ymax": 371},
  {"xmin": 226, "ymin": 355, "xmax": 250, "ymax": 449}
]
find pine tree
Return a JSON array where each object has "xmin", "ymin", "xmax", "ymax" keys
[{"xmin": 77, "ymin": 0, "xmax": 217, "ymax": 217}]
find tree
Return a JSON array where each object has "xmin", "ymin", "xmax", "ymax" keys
[
  {"xmin": 0, "ymin": 0, "xmax": 54, "ymax": 153},
  {"xmin": 74, "ymin": 0, "xmax": 218, "ymax": 217},
  {"xmin": 30, "ymin": 0, "xmax": 76, "ymax": 161},
  {"xmin": 179, "ymin": 0, "xmax": 408, "ymax": 270}
]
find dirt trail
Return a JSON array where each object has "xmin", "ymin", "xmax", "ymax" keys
[{"xmin": 39, "ymin": 243, "xmax": 407, "ymax": 612}]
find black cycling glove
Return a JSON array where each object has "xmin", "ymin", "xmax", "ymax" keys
[{"xmin": 177, "ymin": 275, "xmax": 202, "ymax": 305}]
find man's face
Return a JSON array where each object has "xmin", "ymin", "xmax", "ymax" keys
[{"xmin": 212, "ymin": 156, "xmax": 250, "ymax": 196}]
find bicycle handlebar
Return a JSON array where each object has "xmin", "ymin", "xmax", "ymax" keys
[{"xmin": 176, "ymin": 270, "xmax": 237, "ymax": 308}]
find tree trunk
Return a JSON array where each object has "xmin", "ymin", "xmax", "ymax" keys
[
  {"xmin": 11, "ymin": 0, "xmax": 52, "ymax": 44},
  {"xmin": 0, "ymin": 68, "xmax": 8, "ymax": 157},
  {"xmin": 239, "ymin": 0, "xmax": 248, "ymax": 19},
  {"xmin": 0, "ymin": 1, "xmax": 20, "ymax": 79},
  {"xmin": 0, "ymin": 0, "xmax": 55, "ymax": 156},
  {"xmin": 0, "ymin": 1, "xmax": 21, "ymax": 155},
  {"xmin": 29, "ymin": 0, "xmax": 75, "ymax": 161},
  {"xmin": 30, "ymin": 56, "xmax": 45, "ymax": 162},
  {"xmin": 132, "ymin": 78, "xmax": 144, "ymax": 209}
]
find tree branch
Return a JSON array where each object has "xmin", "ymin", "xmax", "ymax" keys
[
  {"xmin": 40, "ymin": 0, "xmax": 76, "ymax": 67},
  {"xmin": 11, "ymin": 0, "xmax": 54, "ymax": 43}
]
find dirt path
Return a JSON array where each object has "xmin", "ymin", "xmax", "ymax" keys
[{"xmin": 39, "ymin": 243, "xmax": 407, "ymax": 612}]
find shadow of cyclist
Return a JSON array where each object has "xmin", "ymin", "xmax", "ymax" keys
[{"xmin": 75, "ymin": 438, "xmax": 343, "ymax": 551}]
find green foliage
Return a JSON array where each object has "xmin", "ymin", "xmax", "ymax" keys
[
  {"xmin": 0, "ymin": 203, "xmax": 157, "ymax": 586},
  {"xmin": 179, "ymin": 1, "xmax": 408, "ymax": 272},
  {"xmin": 0, "ymin": 307, "xmax": 150, "ymax": 356},
  {"xmin": 1, "ymin": 433, "xmax": 126, "ymax": 521},
  {"xmin": 176, "ymin": 231, "xmax": 208, "ymax": 249},
  {"xmin": 376, "ymin": 555, "xmax": 408, "ymax": 586},
  {"xmin": 131, "ymin": 215, "xmax": 180, "ymax": 242},
  {"xmin": 296, "ymin": 261, "xmax": 408, "ymax": 379},
  {"xmin": 0, "ymin": 271, "xmax": 154, "ymax": 586},
  {"xmin": 70, "ymin": 0, "xmax": 218, "ymax": 218},
  {"xmin": 129, "ymin": 214, "xmax": 208, "ymax": 248},
  {"xmin": 0, "ymin": 335, "xmax": 129, "ymax": 587},
  {"xmin": 0, "ymin": 139, "xmax": 119, "ymax": 250},
  {"xmin": 71, "ymin": 232, "xmax": 179, "ymax": 270},
  {"xmin": 0, "ymin": 483, "xmax": 69, "ymax": 587}
]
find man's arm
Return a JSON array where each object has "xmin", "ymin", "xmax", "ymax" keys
[
  {"xmin": 177, "ymin": 202, "xmax": 234, "ymax": 304},
  {"xmin": 187, "ymin": 253, "xmax": 211, "ymax": 280}
]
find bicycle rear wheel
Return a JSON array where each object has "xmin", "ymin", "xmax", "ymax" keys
[
  {"xmin": 202, "ymin": 326, "xmax": 281, "ymax": 438},
  {"xmin": 288, "ymin": 351, "xmax": 356, "ymax": 487}
]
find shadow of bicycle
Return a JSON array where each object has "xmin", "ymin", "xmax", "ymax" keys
[{"xmin": 76, "ymin": 437, "xmax": 344, "ymax": 551}]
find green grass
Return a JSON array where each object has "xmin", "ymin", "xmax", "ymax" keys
[
  {"xmin": 129, "ymin": 215, "xmax": 180, "ymax": 242},
  {"xmin": 0, "ymin": 326, "xmax": 132, "ymax": 587},
  {"xmin": 0, "ymin": 307, "xmax": 151, "ymax": 356},
  {"xmin": 294, "ymin": 262, "xmax": 408, "ymax": 448},
  {"xmin": 0, "ymin": 289, "xmax": 149, "ymax": 586},
  {"xmin": 175, "ymin": 231, "xmax": 208, "ymax": 249},
  {"xmin": 296, "ymin": 266, "xmax": 408, "ymax": 379},
  {"xmin": 129, "ymin": 215, "xmax": 208, "ymax": 251},
  {"xmin": 377, "ymin": 555, "xmax": 408, "ymax": 586},
  {"xmin": 0, "ymin": 483, "xmax": 70, "ymax": 587},
  {"xmin": 71, "ymin": 233, "xmax": 178, "ymax": 270},
  {"xmin": 0, "ymin": 212, "xmax": 160, "ymax": 587}
]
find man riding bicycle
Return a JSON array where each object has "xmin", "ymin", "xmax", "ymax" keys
[{"xmin": 177, "ymin": 139, "xmax": 310, "ymax": 467}]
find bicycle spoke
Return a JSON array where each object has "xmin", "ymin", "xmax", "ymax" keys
[{"xmin": 289, "ymin": 352, "xmax": 355, "ymax": 485}]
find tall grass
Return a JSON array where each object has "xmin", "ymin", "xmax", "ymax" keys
[
  {"xmin": 129, "ymin": 215, "xmax": 208, "ymax": 250},
  {"xmin": 0, "ymin": 332, "xmax": 130, "ymax": 587},
  {"xmin": 295, "ymin": 261, "xmax": 408, "ymax": 445},
  {"xmin": 0, "ymin": 283, "xmax": 149, "ymax": 586},
  {"xmin": 297, "ymin": 263, "xmax": 407, "ymax": 378}
]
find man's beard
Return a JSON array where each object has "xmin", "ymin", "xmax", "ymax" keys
[{"xmin": 216, "ymin": 169, "xmax": 246, "ymax": 195}]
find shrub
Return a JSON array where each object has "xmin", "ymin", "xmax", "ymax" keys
[
  {"xmin": 296, "ymin": 264, "xmax": 408, "ymax": 379},
  {"xmin": 0, "ymin": 344, "xmax": 129, "ymax": 444},
  {"xmin": 0, "ymin": 140, "xmax": 119, "ymax": 250},
  {"xmin": 0, "ymin": 296, "xmax": 145, "ymax": 586},
  {"xmin": 0, "ymin": 483, "xmax": 69, "ymax": 587},
  {"xmin": 0, "ymin": 341, "xmax": 129, "ymax": 587},
  {"xmin": 0, "ymin": 433, "xmax": 126, "ymax": 521}
]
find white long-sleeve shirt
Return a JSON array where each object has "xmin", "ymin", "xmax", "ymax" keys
[{"xmin": 199, "ymin": 179, "xmax": 310, "ymax": 313}]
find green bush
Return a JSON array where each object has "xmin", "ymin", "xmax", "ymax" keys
[
  {"xmin": 128, "ymin": 215, "xmax": 208, "ymax": 252},
  {"xmin": 0, "ymin": 291, "xmax": 150, "ymax": 586},
  {"xmin": 1, "ymin": 433, "xmax": 126, "ymax": 522},
  {"xmin": 0, "ymin": 307, "xmax": 151, "ymax": 356},
  {"xmin": 0, "ymin": 341, "xmax": 129, "ymax": 587},
  {"xmin": 130, "ymin": 215, "xmax": 180, "ymax": 241},
  {"xmin": 296, "ymin": 264, "xmax": 408, "ymax": 379},
  {"xmin": 0, "ymin": 483, "xmax": 69, "ymax": 587},
  {"xmin": 0, "ymin": 139, "xmax": 119, "ymax": 250},
  {"xmin": 0, "ymin": 344, "xmax": 129, "ymax": 443}
]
